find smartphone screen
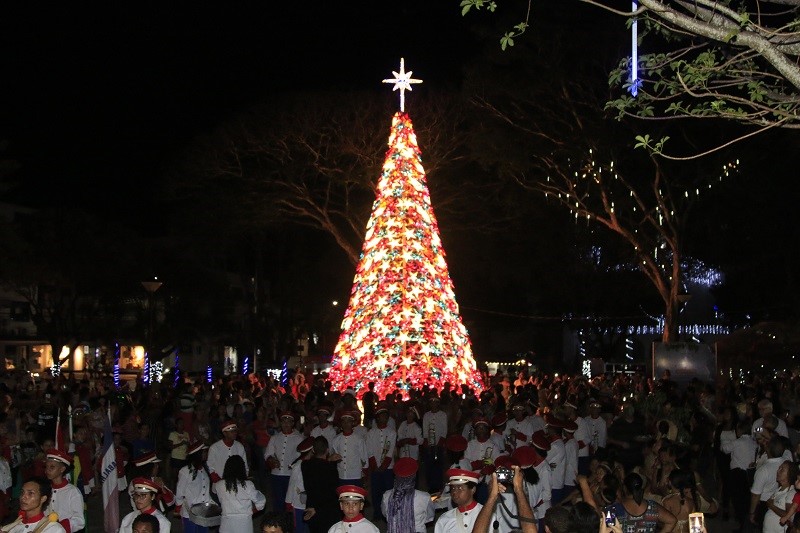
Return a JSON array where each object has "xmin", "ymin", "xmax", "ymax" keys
[{"xmin": 688, "ymin": 512, "xmax": 704, "ymax": 533}]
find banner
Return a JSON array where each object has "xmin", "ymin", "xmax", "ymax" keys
[{"xmin": 100, "ymin": 407, "xmax": 119, "ymax": 533}]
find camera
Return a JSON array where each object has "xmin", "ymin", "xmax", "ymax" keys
[{"xmin": 495, "ymin": 466, "xmax": 514, "ymax": 485}]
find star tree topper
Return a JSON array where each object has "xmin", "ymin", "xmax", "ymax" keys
[{"xmin": 382, "ymin": 58, "xmax": 422, "ymax": 112}]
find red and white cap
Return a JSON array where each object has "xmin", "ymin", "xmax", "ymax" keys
[
  {"xmin": 492, "ymin": 412, "xmax": 508, "ymax": 427},
  {"xmin": 494, "ymin": 455, "xmax": 515, "ymax": 468},
  {"xmin": 337, "ymin": 484, "xmax": 367, "ymax": 500},
  {"xmin": 46, "ymin": 448, "xmax": 72, "ymax": 466},
  {"xmin": 375, "ymin": 401, "xmax": 389, "ymax": 416},
  {"xmin": 221, "ymin": 419, "xmax": 238, "ymax": 432},
  {"xmin": 563, "ymin": 420, "xmax": 578, "ymax": 433},
  {"xmin": 131, "ymin": 477, "xmax": 159, "ymax": 494},
  {"xmin": 394, "ymin": 457, "xmax": 419, "ymax": 478},
  {"xmin": 544, "ymin": 413, "xmax": 564, "ymax": 429},
  {"xmin": 133, "ymin": 452, "xmax": 161, "ymax": 467},
  {"xmin": 279, "ymin": 411, "xmax": 296, "ymax": 421},
  {"xmin": 472, "ymin": 417, "xmax": 490, "ymax": 428},
  {"xmin": 297, "ymin": 437, "xmax": 315, "ymax": 454},
  {"xmin": 187, "ymin": 441, "xmax": 208, "ymax": 456},
  {"xmin": 339, "ymin": 410, "xmax": 357, "ymax": 420},
  {"xmin": 446, "ymin": 468, "xmax": 480, "ymax": 485},
  {"xmin": 445, "ymin": 434, "xmax": 468, "ymax": 453}
]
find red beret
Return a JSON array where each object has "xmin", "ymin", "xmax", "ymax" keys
[
  {"xmin": 279, "ymin": 411, "xmax": 296, "ymax": 421},
  {"xmin": 46, "ymin": 448, "xmax": 72, "ymax": 466},
  {"xmin": 445, "ymin": 434, "xmax": 468, "ymax": 453},
  {"xmin": 512, "ymin": 446, "xmax": 543, "ymax": 468},
  {"xmin": 337, "ymin": 484, "xmax": 367, "ymax": 500},
  {"xmin": 531, "ymin": 430, "xmax": 551, "ymax": 451},
  {"xmin": 187, "ymin": 441, "xmax": 208, "ymax": 456},
  {"xmin": 472, "ymin": 417, "xmax": 490, "ymax": 428},
  {"xmin": 492, "ymin": 413, "xmax": 508, "ymax": 427},
  {"xmin": 563, "ymin": 420, "xmax": 578, "ymax": 432},
  {"xmin": 221, "ymin": 419, "xmax": 238, "ymax": 432},
  {"xmin": 544, "ymin": 413, "xmax": 564, "ymax": 429},
  {"xmin": 394, "ymin": 457, "xmax": 419, "ymax": 478},
  {"xmin": 494, "ymin": 455, "xmax": 515, "ymax": 468}
]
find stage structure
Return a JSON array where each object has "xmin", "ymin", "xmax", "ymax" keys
[{"xmin": 327, "ymin": 59, "xmax": 484, "ymax": 399}]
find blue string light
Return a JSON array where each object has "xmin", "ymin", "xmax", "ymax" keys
[
  {"xmin": 113, "ymin": 343, "xmax": 120, "ymax": 389},
  {"xmin": 206, "ymin": 364, "xmax": 213, "ymax": 383},
  {"xmin": 630, "ymin": 1, "xmax": 639, "ymax": 97}
]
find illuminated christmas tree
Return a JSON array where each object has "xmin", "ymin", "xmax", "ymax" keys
[{"xmin": 327, "ymin": 60, "xmax": 484, "ymax": 399}]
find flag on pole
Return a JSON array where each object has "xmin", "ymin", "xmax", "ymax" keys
[
  {"xmin": 100, "ymin": 406, "xmax": 119, "ymax": 533},
  {"xmin": 54, "ymin": 408, "xmax": 65, "ymax": 450}
]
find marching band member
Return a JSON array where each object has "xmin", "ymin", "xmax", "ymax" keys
[
  {"xmin": 434, "ymin": 469, "xmax": 483, "ymax": 533},
  {"xmin": 207, "ymin": 420, "xmax": 248, "ymax": 483},
  {"xmin": 175, "ymin": 441, "xmax": 212, "ymax": 533},
  {"xmin": 1, "ymin": 478, "xmax": 65, "ymax": 533},
  {"xmin": 329, "ymin": 412, "xmax": 367, "ymax": 486},
  {"xmin": 365, "ymin": 402, "xmax": 395, "ymax": 522},
  {"xmin": 327, "ymin": 485, "xmax": 378, "ymax": 533},
  {"xmin": 264, "ymin": 412, "xmax": 303, "ymax": 513},
  {"xmin": 381, "ymin": 458, "xmax": 434, "ymax": 533},
  {"xmin": 119, "ymin": 477, "xmax": 171, "ymax": 533},
  {"xmin": 43, "ymin": 449, "xmax": 85, "ymax": 533}
]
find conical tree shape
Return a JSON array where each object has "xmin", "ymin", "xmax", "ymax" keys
[{"xmin": 328, "ymin": 112, "xmax": 484, "ymax": 399}]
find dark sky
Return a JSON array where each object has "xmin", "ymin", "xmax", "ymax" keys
[{"xmin": 0, "ymin": 2, "xmax": 477, "ymax": 209}]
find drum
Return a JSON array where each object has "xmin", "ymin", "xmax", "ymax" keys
[{"xmin": 189, "ymin": 502, "xmax": 222, "ymax": 527}]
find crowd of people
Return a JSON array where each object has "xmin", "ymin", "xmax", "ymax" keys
[{"xmin": 0, "ymin": 366, "xmax": 798, "ymax": 533}]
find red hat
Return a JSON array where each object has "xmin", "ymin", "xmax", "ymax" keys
[
  {"xmin": 337, "ymin": 484, "xmax": 367, "ymax": 500},
  {"xmin": 563, "ymin": 420, "xmax": 578, "ymax": 433},
  {"xmin": 297, "ymin": 437, "xmax": 315, "ymax": 454},
  {"xmin": 492, "ymin": 412, "xmax": 508, "ymax": 427},
  {"xmin": 317, "ymin": 404, "xmax": 333, "ymax": 415},
  {"xmin": 394, "ymin": 457, "xmax": 419, "ymax": 478},
  {"xmin": 131, "ymin": 477, "xmax": 159, "ymax": 494},
  {"xmin": 544, "ymin": 413, "xmax": 564, "ymax": 429},
  {"xmin": 511, "ymin": 403, "xmax": 526, "ymax": 411},
  {"xmin": 472, "ymin": 417, "xmax": 490, "ymax": 428},
  {"xmin": 46, "ymin": 448, "xmax": 72, "ymax": 466},
  {"xmin": 133, "ymin": 452, "xmax": 161, "ymax": 467},
  {"xmin": 408, "ymin": 405, "xmax": 420, "ymax": 419},
  {"xmin": 494, "ymin": 455, "xmax": 515, "ymax": 468},
  {"xmin": 340, "ymin": 410, "xmax": 357, "ymax": 420},
  {"xmin": 221, "ymin": 419, "xmax": 238, "ymax": 432},
  {"xmin": 187, "ymin": 441, "xmax": 208, "ymax": 456},
  {"xmin": 279, "ymin": 411, "xmax": 296, "ymax": 421},
  {"xmin": 375, "ymin": 402, "xmax": 389, "ymax": 416},
  {"xmin": 445, "ymin": 434, "xmax": 468, "ymax": 453},
  {"xmin": 512, "ymin": 446, "xmax": 543, "ymax": 469},
  {"xmin": 446, "ymin": 468, "xmax": 480, "ymax": 485},
  {"xmin": 531, "ymin": 431, "xmax": 551, "ymax": 451}
]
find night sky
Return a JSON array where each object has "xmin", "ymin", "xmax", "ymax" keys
[{"xmin": 0, "ymin": 2, "xmax": 476, "ymax": 210}]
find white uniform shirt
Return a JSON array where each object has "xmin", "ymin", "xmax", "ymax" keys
[
  {"xmin": 753, "ymin": 416, "xmax": 789, "ymax": 438},
  {"xmin": 752, "ymin": 457, "xmax": 784, "ymax": 501},
  {"xmin": 207, "ymin": 439, "xmax": 248, "ymax": 478},
  {"xmin": 534, "ymin": 461, "xmax": 552, "ymax": 517},
  {"xmin": 353, "ymin": 425, "xmax": 368, "ymax": 440},
  {"xmin": 506, "ymin": 417, "xmax": 536, "ymax": 448},
  {"xmin": 311, "ymin": 423, "xmax": 337, "ymax": 444},
  {"xmin": 381, "ymin": 489, "xmax": 435, "ymax": 533},
  {"xmin": 422, "ymin": 411, "xmax": 448, "ymax": 446},
  {"xmin": 397, "ymin": 421, "xmax": 423, "ymax": 460},
  {"xmin": 573, "ymin": 418, "xmax": 591, "ymax": 458},
  {"xmin": 3, "ymin": 517, "xmax": 65, "ymax": 533},
  {"xmin": 548, "ymin": 439, "xmax": 566, "ymax": 490},
  {"xmin": 722, "ymin": 434, "xmax": 758, "ymax": 470},
  {"xmin": 526, "ymin": 478, "xmax": 548, "ymax": 521},
  {"xmin": 494, "ymin": 492, "xmax": 519, "ymax": 533},
  {"xmin": 285, "ymin": 460, "xmax": 306, "ymax": 510},
  {"xmin": 563, "ymin": 438, "xmax": 579, "ymax": 487},
  {"xmin": 327, "ymin": 515, "xmax": 380, "ymax": 533},
  {"xmin": 366, "ymin": 425, "xmax": 397, "ymax": 469},
  {"xmin": 331, "ymin": 432, "xmax": 368, "ymax": 480},
  {"xmin": 119, "ymin": 508, "xmax": 171, "ymax": 533},
  {"xmin": 175, "ymin": 465, "xmax": 212, "ymax": 519},
  {"xmin": 583, "ymin": 415, "xmax": 607, "ymax": 449},
  {"xmin": 264, "ymin": 431, "xmax": 304, "ymax": 476},
  {"xmin": 47, "ymin": 480, "xmax": 85, "ymax": 532},
  {"xmin": 434, "ymin": 501, "xmax": 484, "ymax": 533},
  {"xmin": 763, "ymin": 485, "xmax": 796, "ymax": 533},
  {"xmin": 214, "ymin": 479, "xmax": 266, "ymax": 533},
  {"xmin": 464, "ymin": 438, "xmax": 501, "ymax": 472}
]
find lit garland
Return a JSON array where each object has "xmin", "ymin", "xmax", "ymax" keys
[
  {"xmin": 113, "ymin": 343, "xmax": 120, "ymax": 389},
  {"xmin": 143, "ymin": 352, "xmax": 150, "ymax": 385},
  {"xmin": 150, "ymin": 361, "xmax": 163, "ymax": 383},
  {"xmin": 206, "ymin": 364, "xmax": 213, "ymax": 384},
  {"xmin": 243, "ymin": 356, "xmax": 249, "ymax": 375},
  {"xmin": 327, "ymin": 111, "xmax": 484, "ymax": 399},
  {"xmin": 173, "ymin": 351, "xmax": 181, "ymax": 387}
]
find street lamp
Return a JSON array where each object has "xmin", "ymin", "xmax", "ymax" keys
[{"xmin": 141, "ymin": 278, "xmax": 163, "ymax": 384}]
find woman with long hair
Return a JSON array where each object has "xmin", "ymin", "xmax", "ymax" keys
[
  {"xmin": 607, "ymin": 472, "xmax": 676, "ymax": 533},
  {"xmin": 214, "ymin": 455, "xmax": 266, "ymax": 533},
  {"xmin": 661, "ymin": 468, "xmax": 718, "ymax": 533},
  {"xmin": 175, "ymin": 442, "xmax": 213, "ymax": 533}
]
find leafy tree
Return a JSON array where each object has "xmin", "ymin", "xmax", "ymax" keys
[{"xmin": 462, "ymin": 0, "xmax": 800, "ymax": 158}]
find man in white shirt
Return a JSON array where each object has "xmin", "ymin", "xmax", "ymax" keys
[
  {"xmin": 366, "ymin": 402, "xmax": 396, "ymax": 522},
  {"xmin": 381, "ymin": 458, "xmax": 434, "ymax": 533},
  {"xmin": 44, "ymin": 448, "xmax": 85, "ymax": 533},
  {"xmin": 286, "ymin": 437, "xmax": 314, "ymax": 533},
  {"xmin": 722, "ymin": 420, "xmax": 757, "ymax": 531},
  {"xmin": 311, "ymin": 404, "xmax": 337, "ymax": 444},
  {"xmin": 328, "ymin": 485, "xmax": 379, "ymax": 533},
  {"xmin": 750, "ymin": 435, "xmax": 786, "ymax": 529},
  {"xmin": 396, "ymin": 405, "xmax": 422, "ymax": 460},
  {"xmin": 753, "ymin": 399, "xmax": 789, "ymax": 438},
  {"xmin": 544, "ymin": 414, "xmax": 566, "ymax": 504},
  {"xmin": 582, "ymin": 400, "xmax": 607, "ymax": 455},
  {"xmin": 434, "ymin": 469, "xmax": 483, "ymax": 533},
  {"xmin": 505, "ymin": 403, "xmax": 536, "ymax": 450},
  {"xmin": 330, "ymin": 411, "xmax": 367, "ymax": 486},
  {"xmin": 207, "ymin": 419, "xmax": 248, "ymax": 483},
  {"xmin": 265, "ymin": 412, "xmax": 304, "ymax": 512},
  {"xmin": 422, "ymin": 396, "xmax": 448, "ymax": 493}
]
